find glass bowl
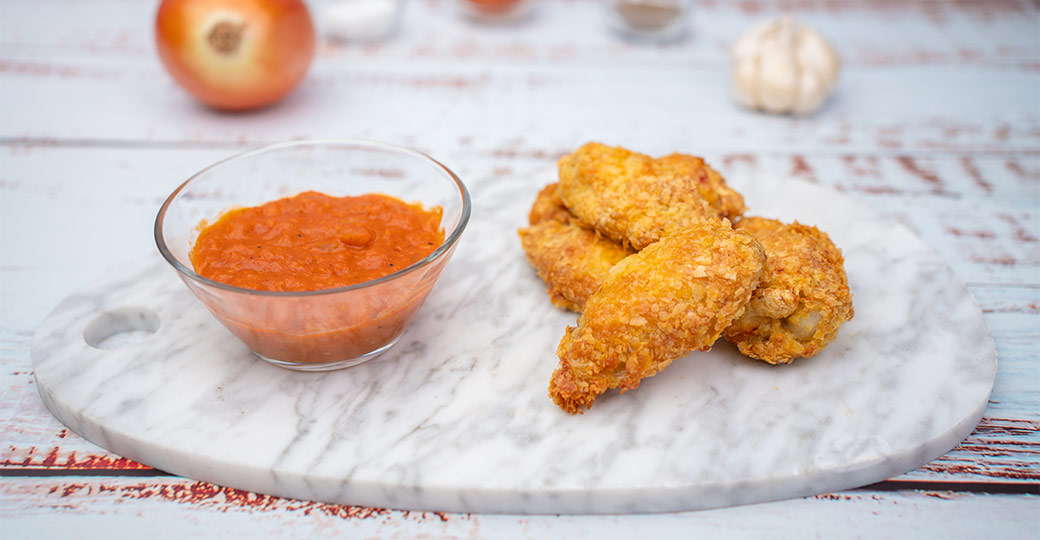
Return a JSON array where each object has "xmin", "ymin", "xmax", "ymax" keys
[
  {"xmin": 456, "ymin": 0, "xmax": 534, "ymax": 22},
  {"xmin": 155, "ymin": 140, "xmax": 471, "ymax": 371},
  {"xmin": 607, "ymin": 0, "xmax": 692, "ymax": 43}
]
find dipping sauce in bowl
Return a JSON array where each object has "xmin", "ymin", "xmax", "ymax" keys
[
  {"xmin": 155, "ymin": 140, "xmax": 471, "ymax": 371},
  {"xmin": 190, "ymin": 191, "xmax": 444, "ymax": 291}
]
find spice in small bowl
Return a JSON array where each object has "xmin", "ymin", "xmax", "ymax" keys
[
  {"xmin": 609, "ymin": 0, "xmax": 691, "ymax": 43},
  {"xmin": 458, "ymin": 0, "xmax": 533, "ymax": 21},
  {"xmin": 323, "ymin": 0, "xmax": 401, "ymax": 43}
]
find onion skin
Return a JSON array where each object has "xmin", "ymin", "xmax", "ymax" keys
[{"xmin": 156, "ymin": 0, "xmax": 316, "ymax": 111}]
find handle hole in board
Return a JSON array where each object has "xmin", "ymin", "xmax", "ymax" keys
[{"xmin": 84, "ymin": 307, "xmax": 161, "ymax": 350}]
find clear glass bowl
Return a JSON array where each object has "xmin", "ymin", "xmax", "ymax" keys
[
  {"xmin": 155, "ymin": 140, "xmax": 471, "ymax": 371},
  {"xmin": 456, "ymin": 0, "xmax": 533, "ymax": 22},
  {"xmin": 607, "ymin": 0, "xmax": 692, "ymax": 43}
]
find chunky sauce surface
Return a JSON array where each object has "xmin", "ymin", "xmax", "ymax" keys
[{"xmin": 191, "ymin": 191, "xmax": 444, "ymax": 291}]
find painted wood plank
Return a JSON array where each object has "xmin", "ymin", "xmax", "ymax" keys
[
  {"xmin": 901, "ymin": 417, "xmax": 1040, "ymax": 484},
  {"xmin": 1, "ymin": 56, "xmax": 1037, "ymax": 154},
  {"xmin": 1, "ymin": 0, "xmax": 1037, "ymax": 70},
  {"xmin": 1, "ymin": 477, "xmax": 1037, "ymax": 539}
]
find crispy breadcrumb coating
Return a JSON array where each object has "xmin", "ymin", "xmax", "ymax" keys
[
  {"xmin": 723, "ymin": 217, "xmax": 854, "ymax": 364},
  {"xmin": 557, "ymin": 142, "xmax": 746, "ymax": 249},
  {"xmin": 519, "ymin": 219, "xmax": 634, "ymax": 312},
  {"xmin": 549, "ymin": 221, "xmax": 766, "ymax": 414},
  {"xmin": 526, "ymin": 182, "xmax": 574, "ymax": 226},
  {"xmin": 520, "ymin": 182, "xmax": 633, "ymax": 311},
  {"xmin": 655, "ymin": 152, "xmax": 746, "ymax": 221}
]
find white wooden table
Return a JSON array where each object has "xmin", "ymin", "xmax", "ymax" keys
[{"xmin": 1, "ymin": 0, "xmax": 1037, "ymax": 537}]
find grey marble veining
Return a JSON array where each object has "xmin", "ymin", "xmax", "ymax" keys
[{"xmin": 32, "ymin": 174, "xmax": 996, "ymax": 514}]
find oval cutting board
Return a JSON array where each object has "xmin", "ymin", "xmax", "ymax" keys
[{"xmin": 32, "ymin": 174, "xmax": 997, "ymax": 514}]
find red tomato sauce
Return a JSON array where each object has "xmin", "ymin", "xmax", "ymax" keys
[{"xmin": 190, "ymin": 191, "xmax": 444, "ymax": 291}]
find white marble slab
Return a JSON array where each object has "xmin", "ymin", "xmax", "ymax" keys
[{"xmin": 31, "ymin": 174, "xmax": 997, "ymax": 514}]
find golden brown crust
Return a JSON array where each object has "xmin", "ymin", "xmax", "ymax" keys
[
  {"xmin": 655, "ymin": 152, "xmax": 746, "ymax": 221},
  {"xmin": 527, "ymin": 182, "xmax": 574, "ymax": 226},
  {"xmin": 723, "ymin": 217, "xmax": 855, "ymax": 364},
  {"xmin": 549, "ymin": 221, "xmax": 766, "ymax": 414},
  {"xmin": 518, "ymin": 219, "xmax": 634, "ymax": 313},
  {"xmin": 557, "ymin": 142, "xmax": 745, "ymax": 249}
]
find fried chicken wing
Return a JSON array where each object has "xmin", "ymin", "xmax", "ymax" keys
[
  {"xmin": 520, "ymin": 183, "xmax": 633, "ymax": 311},
  {"xmin": 723, "ymin": 217, "xmax": 854, "ymax": 364},
  {"xmin": 557, "ymin": 142, "xmax": 745, "ymax": 249},
  {"xmin": 526, "ymin": 182, "xmax": 574, "ymax": 226},
  {"xmin": 549, "ymin": 221, "xmax": 766, "ymax": 414},
  {"xmin": 519, "ymin": 218, "xmax": 634, "ymax": 312},
  {"xmin": 655, "ymin": 152, "xmax": 746, "ymax": 221}
]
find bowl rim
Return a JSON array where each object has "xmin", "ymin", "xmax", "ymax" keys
[{"xmin": 154, "ymin": 139, "xmax": 472, "ymax": 297}]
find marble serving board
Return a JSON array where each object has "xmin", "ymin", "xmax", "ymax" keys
[{"xmin": 32, "ymin": 174, "xmax": 997, "ymax": 515}]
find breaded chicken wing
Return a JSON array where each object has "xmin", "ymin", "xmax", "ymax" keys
[
  {"xmin": 526, "ymin": 182, "xmax": 574, "ymax": 226},
  {"xmin": 549, "ymin": 221, "xmax": 766, "ymax": 414},
  {"xmin": 723, "ymin": 217, "xmax": 854, "ymax": 364},
  {"xmin": 557, "ymin": 142, "xmax": 745, "ymax": 249},
  {"xmin": 655, "ymin": 152, "xmax": 746, "ymax": 221},
  {"xmin": 519, "ymin": 219, "xmax": 634, "ymax": 312},
  {"xmin": 520, "ymin": 183, "xmax": 633, "ymax": 311}
]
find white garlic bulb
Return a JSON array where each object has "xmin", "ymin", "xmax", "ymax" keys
[{"xmin": 731, "ymin": 15, "xmax": 840, "ymax": 115}]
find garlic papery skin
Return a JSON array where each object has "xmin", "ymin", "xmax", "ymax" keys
[{"xmin": 731, "ymin": 15, "xmax": 840, "ymax": 115}]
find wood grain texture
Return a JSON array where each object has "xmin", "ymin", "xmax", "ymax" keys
[
  {"xmin": 2, "ymin": 477, "xmax": 1038, "ymax": 539},
  {"xmin": 2, "ymin": 59, "xmax": 1038, "ymax": 155},
  {"xmin": 1, "ymin": 2, "xmax": 1038, "ymax": 154},
  {"xmin": 2, "ymin": 0, "xmax": 1037, "ymax": 68}
]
